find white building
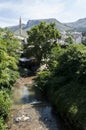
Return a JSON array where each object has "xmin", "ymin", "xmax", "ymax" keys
[
  {"xmin": 69, "ymin": 32, "xmax": 82, "ymax": 44},
  {"xmin": 59, "ymin": 31, "xmax": 82, "ymax": 45}
]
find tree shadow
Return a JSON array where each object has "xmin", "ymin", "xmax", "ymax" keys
[{"xmin": 31, "ymin": 104, "xmax": 68, "ymax": 130}]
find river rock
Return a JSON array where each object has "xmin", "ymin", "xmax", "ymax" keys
[
  {"xmin": 22, "ymin": 115, "xmax": 30, "ymax": 121},
  {"xmin": 15, "ymin": 116, "xmax": 22, "ymax": 122},
  {"xmin": 15, "ymin": 115, "xmax": 30, "ymax": 122}
]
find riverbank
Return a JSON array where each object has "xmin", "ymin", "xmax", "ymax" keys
[
  {"xmin": 36, "ymin": 70, "xmax": 85, "ymax": 130},
  {"xmin": 35, "ymin": 44, "xmax": 86, "ymax": 130}
]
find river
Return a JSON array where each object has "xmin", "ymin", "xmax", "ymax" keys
[{"xmin": 6, "ymin": 76, "xmax": 68, "ymax": 130}]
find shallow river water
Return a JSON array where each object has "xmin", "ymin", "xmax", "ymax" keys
[{"xmin": 7, "ymin": 76, "xmax": 68, "ymax": 130}]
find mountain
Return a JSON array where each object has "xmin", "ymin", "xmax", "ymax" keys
[
  {"xmin": 8, "ymin": 18, "xmax": 86, "ymax": 35},
  {"xmin": 64, "ymin": 18, "xmax": 86, "ymax": 32},
  {"xmin": 8, "ymin": 18, "xmax": 72, "ymax": 36},
  {"xmin": 9, "ymin": 24, "xmax": 25, "ymax": 32},
  {"xmin": 23, "ymin": 18, "xmax": 72, "ymax": 31}
]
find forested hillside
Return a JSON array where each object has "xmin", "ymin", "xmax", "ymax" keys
[{"xmin": 64, "ymin": 18, "xmax": 86, "ymax": 32}]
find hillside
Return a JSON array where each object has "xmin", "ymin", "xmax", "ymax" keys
[
  {"xmin": 64, "ymin": 18, "xmax": 86, "ymax": 32},
  {"xmin": 8, "ymin": 18, "xmax": 86, "ymax": 35},
  {"xmin": 23, "ymin": 18, "xmax": 72, "ymax": 31},
  {"xmin": 8, "ymin": 18, "xmax": 72, "ymax": 36},
  {"xmin": 9, "ymin": 24, "xmax": 25, "ymax": 32}
]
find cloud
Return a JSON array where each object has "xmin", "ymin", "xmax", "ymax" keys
[
  {"xmin": 76, "ymin": 0, "xmax": 86, "ymax": 5},
  {"xmin": 0, "ymin": 0, "xmax": 86, "ymax": 27},
  {"xmin": 21, "ymin": 0, "xmax": 65, "ymax": 19},
  {"xmin": 0, "ymin": 0, "xmax": 65, "ymax": 27},
  {"xmin": 75, "ymin": 0, "xmax": 86, "ymax": 10},
  {"xmin": 58, "ymin": 0, "xmax": 86, "ymax": 22},
  {"xmin": 0, "ymin": 16, "xmax": 18, "ymax": 27}
]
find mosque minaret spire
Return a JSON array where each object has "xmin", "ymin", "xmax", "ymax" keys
[{"xmin": 19, "ymin": 17, "xmax": 22, "ymax": 36}]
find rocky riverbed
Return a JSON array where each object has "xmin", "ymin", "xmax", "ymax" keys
[{"xmin": 6, "ymin": 77, "xmax": 68, "ymax": 130}]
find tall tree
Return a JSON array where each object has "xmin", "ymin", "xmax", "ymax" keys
[
  {"xmin": 0, "ymin": 30, "xmax": 22, "ymax": 89},
  {"xmin": 65, "ymin": 35, "xmax": 74, "ymax": 44},
  {"xmin": 26, "ymin": 22, "xmax": 61, "ymax": 65}
]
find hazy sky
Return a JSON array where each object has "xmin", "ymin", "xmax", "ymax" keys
[{"xmin": 0, "ymin": 0, "xmax": 86, "ymax": 27}]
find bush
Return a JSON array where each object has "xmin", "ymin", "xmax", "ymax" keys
[
  {"xmin": 55, "ymin": 44, "xmax": 86, "ymax": 84},
  {"xmin": 0, "ymin": 118, "xmax": 6, "ymax": 130},
  {"xmin": 36, "ymin": 44, "xmax": 86, "ymax": 129},
  {"xmin": 36, "ymin": 70, "xmax": 51, "ymax": 92},
  {"xmin": 0, "ymin": 29, "xmax": 21, "ymax": 129},
  {"xmin": 0, "ymin": 90, "xmax": 11, "ymax": 120}
]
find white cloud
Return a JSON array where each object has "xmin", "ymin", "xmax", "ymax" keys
[
  {"xmin": 76, "ymin": 0, "xmax": 86, "ymax": 5},
  {"xmin": 58, "ymin": 0, "xmax": 86, "ymax": 23},
  {"xmin": 75, "ymin": 0, "xmax": 86, "ymax": 10},
  {"xmin": 0, "ymin": 16, "xmax": 18, "ymax": 27},
  {"xmin": 0, "ymin": 0, "xmax": 86, "ymax": 27},
  {"xmin": 0, "ymin": 0, "xmax": 65, "ymax": 27},
  {"xmin": 9, "ymin": 0, "xmax": 65, "ymax": 20}
]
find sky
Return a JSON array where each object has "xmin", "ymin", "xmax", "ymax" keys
[{"xmin": 0, "ymin": 0, "xmax": 86, "ymax": 27}]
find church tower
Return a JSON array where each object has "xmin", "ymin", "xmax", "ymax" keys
[{"xmin": 19, "ymin": 17, "xmax": 22, "ymax": 36}]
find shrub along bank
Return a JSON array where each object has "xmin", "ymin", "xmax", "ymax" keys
[
  {"xmin": 0, "ymin": 30, "xmax": 22, "ymax": 129},
  {"xmin": 36, "ymin": 44, "xmax": 86, "ymax": 130}
]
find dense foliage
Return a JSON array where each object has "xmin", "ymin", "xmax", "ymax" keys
[
  {"xmin": 25, "ymin": 22, "xmax": 86, "ymax": 129},
  {"xmin": 0, "ymin": 90, "xmax": 11, "ymax": 120},
  {"xmin": 36, "ymin": 44, "xmax": 86, "ymax": 129},
  {"xmin": 26, "ymin": 22, "xmax": 61, "ymax": 65},
  {"xmin": 0, "ymin": 118, "xmax": 6, "ymax": 130},
  {"xmin": 0, "ymin": 29, "xmax": 22, "ymax": 129},
  {"xmin": 65, "ymin": 35, "xmax": 74, "ymax": 44}
]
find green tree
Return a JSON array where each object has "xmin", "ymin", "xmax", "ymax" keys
[
  {"xmin": 65, "ymin": 35, "xmax": 74, "ymax": 44},
  {"xmin": 36, "ymin": 43, "xmax": 86, "ymax": 129},
  {"xmin": 26, "ymin": 22, "xmax": 61, "ymax": 65},
  {"xmin": 0, "ymin": 29, "xmax": 22, "ymax": 128},
  {"xmin": 0, "ymin": 30, "xmax": 22, "ymax": 89},
  {"xmin": 47, "ymin": 44, "xmax": 65, "ymax": 71},
  {"xmin": 56, "ymin": 44, "xmax": 86, "ymax": 83},
  {"xmin": 3, "ymin": 30, "xmax": 22, "ymax": 59}
]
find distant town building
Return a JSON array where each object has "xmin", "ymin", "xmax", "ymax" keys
[
  {"xmin": 59, "ymin": 31, "xmax": 83, "ymax": 45},
  {"xmin": 70, "ymin": 32, "xmax": 82, "ymax": 44},
  {"xmin": 82, "ymin": 36, "xmax": 86, "ymax": 44}
]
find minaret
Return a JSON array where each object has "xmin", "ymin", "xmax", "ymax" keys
[{"xmin": 19, "ymin": 17, "xmax": 22, "ymax": 36}]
